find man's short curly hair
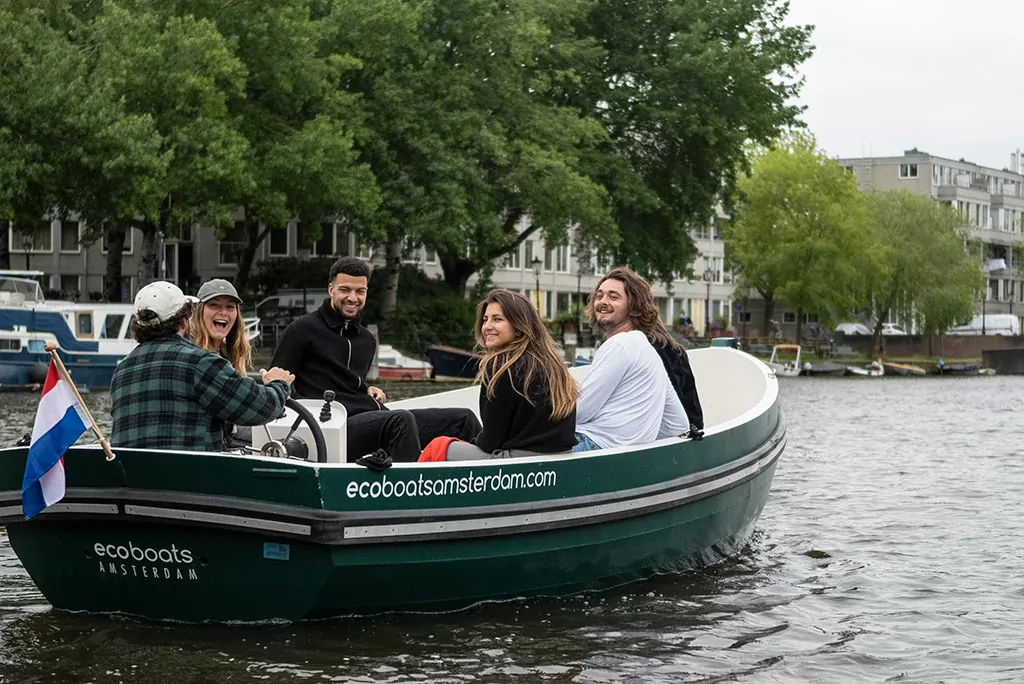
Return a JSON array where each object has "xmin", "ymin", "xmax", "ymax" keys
[{"xmin": 131, "ymin": 302, "xmax": 194, "ymax": 342}]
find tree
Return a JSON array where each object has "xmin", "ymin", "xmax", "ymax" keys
[
  {"xmin": 860, "ymin": 190, "xmax": 983, "ymax": 352},
  {"xmin": 725, "ymin": 133, "xmax": 868, "ymax": 339},
  {"xmin": 0, "ymin": 4, "xmax": 167, "ymax": 283},
  {"xmin": 323, "ymin": 0, "xmax": 616, "ymax": 303},
  {"xmin": 164, "ymin": 0, "xmax": 380, "ymax": 293},
  {"xmin": 571, "ymin": 0, "xmax": 814, "ymax": 284}
]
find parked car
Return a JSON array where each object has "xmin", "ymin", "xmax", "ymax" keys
[
  {"xmin": 881, "ymin": 323, "xmax": 907, "ymax": 336},
  {"xmin": 835, "ymin": 322, "xmax": 872, "ymax": 335}
]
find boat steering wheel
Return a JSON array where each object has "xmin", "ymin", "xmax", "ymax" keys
[{"xmin": 258, "ymin": 399, "xmax": 329, "ymax": 463}]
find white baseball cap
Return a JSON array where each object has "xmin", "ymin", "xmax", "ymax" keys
[{"xmin": 134, "ymin": 281, "xmax": 199, "ymax": 324}]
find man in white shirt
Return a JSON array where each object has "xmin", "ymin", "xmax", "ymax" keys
[{"xmin": 573, "ymin": 267, "xmax": 690, "ymax": 452}]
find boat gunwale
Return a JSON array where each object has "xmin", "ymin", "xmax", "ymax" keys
[{"xmin": 0, "ymin": 415, "xmax": 785, "ymax": 545}]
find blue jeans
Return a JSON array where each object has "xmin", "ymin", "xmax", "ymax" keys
[{"xmin": 571, "ymin": 432, "xmax": 601, "ymax": 453}]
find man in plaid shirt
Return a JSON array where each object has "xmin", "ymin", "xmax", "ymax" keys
[{"xmin": 111, "ymin": 281, "xmax": 294, "ymax": 452}]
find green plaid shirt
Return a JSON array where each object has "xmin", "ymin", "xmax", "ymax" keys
[{"xmin": 110, "ymin": 335, "xmax": 290, "ymax": 452}]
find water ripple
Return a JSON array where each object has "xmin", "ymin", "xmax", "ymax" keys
[{"xmin": 1, "ymin": 377, "xmax": 1023, "ymax": 682}]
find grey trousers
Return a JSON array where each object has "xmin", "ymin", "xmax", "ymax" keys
[{"xmin": 446, "ymin": 441, "xmax": 540, "ymax": 461}]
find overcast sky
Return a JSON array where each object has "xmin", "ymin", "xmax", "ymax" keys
[{"xmin": 785, "ymin": 0, "xmax": 1023, "ymax": 170}]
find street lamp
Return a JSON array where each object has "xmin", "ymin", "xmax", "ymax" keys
[
  {"xmin": 531, "ymin": 256, "xmax": 543, "ymax": 312},
  {"xmin": 576, "ymin": 256, "xmax": 591, "ymax": 331},
  {"xmin": 702, "ymin": 269, "xmax": 714, "ymax": 337}
]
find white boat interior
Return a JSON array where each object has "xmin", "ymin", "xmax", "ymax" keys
[{"xmin": 260, "ymin": 347, "xmax": 776, "ymax": 464}]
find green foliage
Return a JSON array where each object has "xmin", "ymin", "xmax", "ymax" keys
[
  {"xmin": 726, "ymin": 132, "xmax": 868, "ymax": 331},
  {"xmin": 249, "ymin": 256, "xmax": 339, "ymax": 301},
  {"xmin": 860, "ymin": 190, "xmax": 982, "ymax": 344},
  {"xmin": 363, "ymin": 265, "xmax": 477, "ymax": 354}
]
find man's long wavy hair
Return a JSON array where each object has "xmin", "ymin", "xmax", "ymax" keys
[
  {"xmin": 473, "ymin": 289, "xmax": 577, "ymax": 421},
  {"xmin": 586, "ymin": 267, "xmax": 682, "ymax": 351},
  {"xmin": 191, "ymin": 301, "xmax": 252, "ymax": 376}
]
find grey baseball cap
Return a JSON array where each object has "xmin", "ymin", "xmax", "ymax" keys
[{"xmin": 196, "ymin": 279, "xmax": 242, "ymax": 304}]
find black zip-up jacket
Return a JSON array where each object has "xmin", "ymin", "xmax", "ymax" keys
[
  {"xmin": 270, "ymin": 300, "xmax": 383, "ymax": 416},
  {"xmin": 652, "ymin": 341, "xmax": 704, "ymax": 430}
]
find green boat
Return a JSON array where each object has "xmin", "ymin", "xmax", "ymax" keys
[{"xmin": 0, "ymin": 347, "xmax": 785, "ymax": 622}]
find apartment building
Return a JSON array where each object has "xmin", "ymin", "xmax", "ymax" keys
[
  {"xmin": 7, "ymin": 213, "xmax": 734, "ymax": 334},
  {"xmin": 838, "ymin": 148, "xmax": 1024, "ymax": 316}
]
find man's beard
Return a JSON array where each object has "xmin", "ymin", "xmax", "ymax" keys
[{"xmin": 594, "ymin": 310, "xmax": 625, "ymax": 336}]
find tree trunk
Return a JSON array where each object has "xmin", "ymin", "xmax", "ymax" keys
[
  {"xmin": 139, "ymin": 220, "xmax": 160, "ymax": 285},
  {"xmin": 0, "ymin": 221, "xmax": 9, "ymax": 269},
  {"xmin": 234, "ymin": 213, "xmax": 262, "ymax": 294},
  {"xmin": 796, "ymin": 307, "xmax": 804, "ymax": 344},
  {"xmin": 871, "ymin": 313, "xmax": 887, "ymax": 357},
  {"xmin": 380, "ymin": 238, "xmax": 403, "ymax": 323},
  {"xmin": 439, "ymin": 252, "xmax": 477, "ymax": 295},
  {"xmin": 103, "ymin": 224, "xmax": 127, "ymax": 301},
  {"xmin": 760, "ymin": 291, "xmax": 775, "ymax": 336}
]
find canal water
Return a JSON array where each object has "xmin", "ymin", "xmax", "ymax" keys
[{"xmin": 1, "ymin": 376, "xmax": 1022, "ymax": 683}]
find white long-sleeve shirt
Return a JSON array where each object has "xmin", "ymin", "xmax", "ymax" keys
[{"xmin": 576, "ymin": 330, "xmax": 690, "ymax": 449}]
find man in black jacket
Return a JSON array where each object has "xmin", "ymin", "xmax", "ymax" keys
[{"xmin": 271, "ymin": 257, "xmax": 481, "ymax": 462}]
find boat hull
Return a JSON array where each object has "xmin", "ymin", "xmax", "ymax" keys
[
  {"xmin": 0, "ymin": 348, "xmax": 121, "ymax": 388},
  {"xmin": 425, "ymin": 345, "xmax": 480, "ymax": 379},
  {"xmin": 375, "ymin": 366, "xmax": 430, "ymax": 380},
  {"xmin": 0, "ymin": 408, "xmax": 783, "ymax": 621}
]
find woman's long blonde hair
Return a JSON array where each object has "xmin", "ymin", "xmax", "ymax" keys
[
  {"xmin": 191, "ymin": 299, "xmax": 252, "ymax": 376},
  {"xmin": 474, "ymin": 289, "xmax": 577, "ymax": 421}
]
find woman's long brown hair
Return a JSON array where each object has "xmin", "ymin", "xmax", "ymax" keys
[
  {"xmin": 473, "ymin": 289, "xmax": 577, "ymax": 421},
  {"xmin": 191, "ymin": 300, "xmax": 252, "ymax": 376}
]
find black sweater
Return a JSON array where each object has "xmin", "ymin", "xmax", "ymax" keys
[
  {"xmin": 475, "ymin": 366, "xmax": 576, "ymax": 454},
  {"xmin": 653, "ymin": 341, "xmax": 704, "ymax": 430},
  {"xmin": 269, "ymin": 300, "xmax": 383, "ymax": 416}
]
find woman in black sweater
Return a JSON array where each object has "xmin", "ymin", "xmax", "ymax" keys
[{"xmin": 447, "ymin": 289, "xmax": 577, "ymax": 460}]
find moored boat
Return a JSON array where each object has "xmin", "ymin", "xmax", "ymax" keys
[
  {"xmin": 373, "ymin": 344, "xmax": 432, "ymax": 380},
  {"xmin": 801, "ymin": 361, "xmax": 848, "ymax": 377},
  {"xmin": 0, "ymin": 347, "xmax": 784, "ymax": 622},
  {"xmin": 882, "ymin": 362, "xmax": 927, "ymax": 377},
  {"xmin": 846, "ymin": 360, "xmax": 885, "ymax": 377},
  {"xmin": 766, "ymin": 344, "xmax": 801, "ymax": 378},
  {"xmin": 934, "ymin": 361, "xmax": 981, "ymax": 376},
  {"xmin": 425, "ymin": 344, "xmax": 480, "ymax": 379},
  {"xmin": 0, "ymin": 273, "xmax": 259, "ymax": 389}
]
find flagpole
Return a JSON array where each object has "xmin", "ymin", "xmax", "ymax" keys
[{"xmin": 43, "ymin": 343, "xmax": 117, "ymax": 462}]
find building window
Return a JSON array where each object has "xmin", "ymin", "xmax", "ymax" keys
[
  {"xmin": 102, "ymin": 228, "xmax": 134, "ymax": 255},
  {"xmin": 556, "ymin": 245, "xmax": 570, "ymax": 273},
  {"xmin": 218, "ymin": 221, "xmax": 247, "ymax": 266},
  {"xmin": 268, "ymin": 225, "xmax": 289, "ymax": 257},
  {"xmin": 314, "ymin": 222, "xmax": 336, "ymax": 257},
  {"xmin": 899, "ymin": 163, "xmax": 918, "ymax": 179},
  {"xmin": 11, "ymin": 220, "xmax": 53, "ymax": 253},
  {"xmin": 503, "ymin": 244, "xmax": 521, "ymax": 269},
  {"xmin": 60, "ymin": 275, "xmax": 80, "ymax": 297},
  {"xmin": 356, "ymin": 244, "xmax": 374, "ymax": 261},
  {"xmin": 425, "ymin": 250, "xmax": 438, "ymax": 265},
  {"xmin": 783, "ymin": 311, "xmax": 796, "ymax": 323},
  {"xmin": 556, "ymin": 291, "xmax": 570, "ymax": 314},
  {"xmin": 59, "ymin": 221, "xmax": 81, "ymax": 253},
  {"xmin": 524, "ymin": 241, "xmax": 534, "ymax": 270}
]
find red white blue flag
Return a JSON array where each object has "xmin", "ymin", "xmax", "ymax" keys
[{"xmin": 21, "ymin": 361, "xmax": 88, "ymax": 520}]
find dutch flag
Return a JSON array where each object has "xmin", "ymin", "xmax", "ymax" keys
[{"xmin": 21, "ymin": 360, "xmax": 88, "ymax": 520}]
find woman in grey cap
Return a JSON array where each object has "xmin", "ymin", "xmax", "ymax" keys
[{"xmin": 192, "ymin": 278, "xmax": 252, "ymax": 376}]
